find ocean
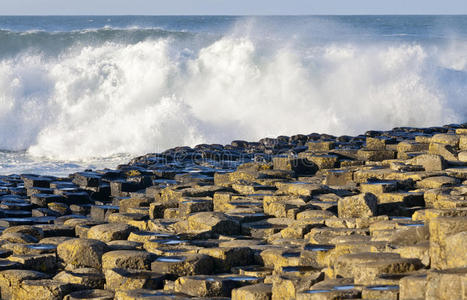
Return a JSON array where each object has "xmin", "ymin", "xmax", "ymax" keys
[{"xmin": 0, "ymin": 15, "xmax": 466, "ymax": 176}]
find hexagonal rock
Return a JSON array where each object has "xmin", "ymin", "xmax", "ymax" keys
[
  {"xmin": 306, "ymin": 154, "xmax": 339, "ymax": 169},
  {"xmin": 360, "ymin": 180, "xmax": 398, "ymax": 194},
  {"xmin": 232, "ymin": 283, "xmax": 272, "ymax": 300},
  {"xmin": 271, "ymin": 273, "xmax": 324, "ymax": 300},
  {"xmin": 57, "ymin": 238, "xmax": 108, "ymax": 269},
  {"xmin": 263, "ymin": 196, "xmax": 306, "ymax": 218},
  {"xmin": 104, "ymin": 268, "xmax": 164, "ymax": 291},
  {"xmin": 445, "ymin": 231, "xmax": 467, "ymax": 268},
  {"xmin": 0, "ymin": 269, "xmax": 50, "ymax": 300},
  {"xmin": 151, "ymin": 254, "xmax": 213, "ymax": 277},
  {"xmin": 397, "ymin": 140, "xmax": 427, "ymax": 153},
  {"xmin": 107, "ymin": 212, "xmax": 147, "ymax": 225},
  {"xmin": 296, "ymin": 209, "xmax": 336, "ymax": 220},
  {"xmin": 296, "ymin": 288, "xmax": 360, "ymax": 300},
  {"xmin": 87, "ymin": 223, "xmax": 134, "ymax": 243},
  {"xmin": 272, "ymin": 157, "xmax": 318, "ymax": 175},
  {"xmin": 114, "ymin": 289, "xmax": 187, "ymax": 300},
  {"xmin": 325, "ymin": 169, "xmax": 354, "ymax": 186},
  {"xmin": 260, "ymin": 248, "xmax": 302, "ymax": 271},
  {"xmin": 385, "ymin": 222, "xmax": 429, "ymax": 246},
  {"xmin": 178, "ymin": 197, "xmax": 213, "ymax": 217},
  {"xmin": 102, "ymin": 250, "xmax": 155, "ymax": 270},
  {"xmin": 275, "ymin": 182, "xmax": 328, "ymax": 197},
  {"xmin": 13, "ymin": 279, "xmax": 73, "ymax": 300},
  {"xmin": 307, "ymin": 141, "xmax": 335, "ymax": 151},
  {"xmin": 410, "ymin": 154, "xmax": 446, "ymax": 171},
  {"xmin": 334, "ymin": 252, "xmax": 401, "ymax": 278},
  {"xmin": 198, "ymin": 246, "xmax": 254, "ymax": 273},
  {"xmin": 361, "ymin": 285, "xmax": 399, "ymax": 300},
  {"xmin": 459, "ymin": 151, "xmax": 467, "ymax": 162},
  {"xmin": 357, "ymin": 149, "xmax": 396, "ymax": 161},
  {"xmin": 431, "ymin": 133, "xmax": 460, "ymax": 147},
  {"xmin": 8, "ymin": 254, "xmax": 56, "ymax": 273},
  {"xmin": 399, "ymin": 274, "xmax": 427, "ymax": 300},
  {"xmin": 187, "ymin": 212, "xmax": 240, "ymax": 235},
  {"xmin": 2, "ymin": 226, "xmax": 44, "ymax": 241},
  {"xmin": 416, "ymin": 176, "xmax": 458, "ymax": 189},
  {"xmin": 338, "ymin": 193, "xmax": 378, "ymax": 218},
  {"xmin": 118, "ymin": 197, "xmax": 150, "ymax": 214},
  {"xmin": 63, "ymin": 289, "xmax": 114, "ymax": 300},
  {"xmin": 354, "ymin": 257, "xmax": 423, "ymax": 285},
  {"xmin": 53, "ymin": 268, "xmax": 105, "ymax": 290},
  {"xmin": 429, "ymin": 142, "xmax": 458, "ymax": 161},
  {"xmin": 429, "ymin": 216, "xmax": 467, "ymax": 269},
  {"xmin": 0, "ymin": 232, "xmax": 38, "ymax": 244},
  {"xmin": 174, "ymin": 275, "xmax": 235, "ymax": 297},
  {"xmin": 90, "ymin": 205, "xmax": 119, "ymax": 222},
  {"xmin": 425, "ymin": 268, "xmax": 467, "ymax": 300},
  {"xmin": 40, "ymin": 236, "xmax": 73, "ymax": 245},
  {"xmin": 107, "ymin": 240, "xmax": 142, "ymax": 251},
  {"xmin": 461, "ymin": 135, "xmax": 467, "ymax": 150},
  {"xmin": 21, "ymin": 175, "xmax": 52, "ymax": 188}
]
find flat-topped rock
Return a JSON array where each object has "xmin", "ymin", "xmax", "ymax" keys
[
  {"xmin": 57, "ymin": 238, "xmax": 108, "ymax": 269},
  {"xmin": 102, "ymin": 250, "xmax": 155, "ymax": 270},
  {"xmin": 104, "ymin": 268, "xmax": 164, "ymax": 291},
  {"xmin": 53, "ymin": 268, "xmax": 105, "ymax": 290},
  {"xmin": 87, "ymin": 223, "xmax": 134, "ymax": 242},
  {"xmin": 63, "ymin": 289, "xmax": 114, "ymax": 300},
  {"xmin": 14, "ymin": 279, "xmax": 73, "ymax": 300},
  {"xmin": 187, "ymin": 212, "xmax": 240, "ymax": 235},
  {"xmin": 0, "ymin": 269, "xmax": 50, "ymax": 299},
  {"xmin": 338, "ymin": 193, "xmax": 378, "ymax": 218}
]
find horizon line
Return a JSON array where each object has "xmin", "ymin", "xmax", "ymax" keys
[{"xmin": 1, "ymin": 14, "xmax": 467, "ymax": 17}]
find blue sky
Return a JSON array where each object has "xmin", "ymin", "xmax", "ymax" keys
[{"xmin": 1, "ymin": 0, "xmax": 467, "ymax": 15}]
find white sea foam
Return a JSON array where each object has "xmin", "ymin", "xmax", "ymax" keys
[{"xmin": 0, "ymin": 25, "xmax": 466, "ymax": 161}]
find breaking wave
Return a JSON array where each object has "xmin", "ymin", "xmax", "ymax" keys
[{"xmin": 0, "ymin": 22, "xmax": 466, "ymax": 160}]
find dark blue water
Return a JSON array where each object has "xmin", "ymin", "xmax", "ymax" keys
[{"xmin": 1, "ymin": 15, "xmax": 467, "ymax": 38}]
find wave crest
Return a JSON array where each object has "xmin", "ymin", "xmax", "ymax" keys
[{"xmin": 0, "ymin": 32, "xmax": 466, "ymax": 160}]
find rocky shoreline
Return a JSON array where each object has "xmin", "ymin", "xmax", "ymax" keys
[{"xmin": 0, "ymin": 123, "xmax": 466, "ymax": 299}]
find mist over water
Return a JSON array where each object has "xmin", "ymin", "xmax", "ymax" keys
[{"xmin": 0, "ymin": 16, "xmax": 466, "ymax": 172}]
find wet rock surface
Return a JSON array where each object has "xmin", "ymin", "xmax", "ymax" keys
[{"xmin": 0, "ymin": 123, "xmax": 467, "ymax": 299}]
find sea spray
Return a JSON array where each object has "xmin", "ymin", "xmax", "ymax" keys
[{"xmin": 0, "ymin": 17, "xmax": 465, "ymax": 161}]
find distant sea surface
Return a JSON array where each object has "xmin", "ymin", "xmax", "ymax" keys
[{"xmin": 0, "ymin": 15, "xmax": 466, "ymax": 175}]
